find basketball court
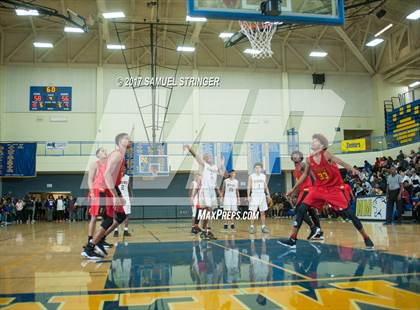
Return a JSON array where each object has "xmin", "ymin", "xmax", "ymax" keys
[{"xmin": 0, "ymin": 0, "xmax": 420, "ymax": 309}]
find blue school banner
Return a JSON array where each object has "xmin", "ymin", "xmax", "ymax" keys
[
  {"xmin": 0, "ymin": 143, "xmax": 37, "ymax": 177},
  {"xmin": 268, "ymin": 143, "xmax": 281, "ymax": 174},
  {"xmin": 220, "ymin": 143, "xmax": 233, "ymax": 172},
  {"xmin": 200, "ymin": 143, "xmax": 216, "ymax": 161},
  {"xmin": 248, "ymin": 143, "xmax": 263, "ymax": 172}
]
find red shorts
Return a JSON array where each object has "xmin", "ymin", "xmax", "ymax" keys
[
  {"xmin": 296, "ymin": 189, "xmax": 324, "ymax": 210},
  {"xmin": 303, "ymin": 186, "xmax": 349, "ymax": 211},
  {"xmin": 89, "ymin": 189, "xmax": 106, "ymax": 217},
  {"xmin": 89, "ymin": 188, "xmax": 125, "ymax": 217}
]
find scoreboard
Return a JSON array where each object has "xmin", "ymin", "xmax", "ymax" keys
[{"xmin": 30, "ymin": 86, "xmax": 72, "ymax": 111}]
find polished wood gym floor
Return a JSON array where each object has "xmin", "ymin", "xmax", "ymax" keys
[{"xmin": 0, "ymin": 219, "xmax": 419, "ymax": 309}]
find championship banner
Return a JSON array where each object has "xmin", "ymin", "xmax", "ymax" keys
[
  {"xmin": 248, "ymin": 143, "xmax": 263, "ymax": 173},
  {"xmin": 200, "ymin": 143, "xmax": 216, "ymax": 161},
  {"xmin": 220, "ymin": 143, "xmax": 233, "ymax": 173},
  {"xmin": 355, "ymin": 196, "xmax": 386, "ymax": 220},
  {"xmin": 341, "ymin": 138, "xmax": 366, "ymax": 152},
  {"xmin": 268, "ymin": 143, "xmax": 281, "ymax": 174},
  {"xmin": 0, "ymin": 143, "xmax": 37, "ymax": 177}
]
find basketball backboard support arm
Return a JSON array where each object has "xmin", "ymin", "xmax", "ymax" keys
[{"xmin": 187, "ymin": 0, "xmax": 344, "ymax": 26}]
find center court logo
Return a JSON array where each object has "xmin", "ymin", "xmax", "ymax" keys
[{"xmin": 197, "ymin": 209, "xmax": 259, "ymax": 221}]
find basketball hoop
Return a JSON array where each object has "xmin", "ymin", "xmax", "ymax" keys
[{"xmin": 239, "ymin": 21, "xmax": 277, "ymax": 59}]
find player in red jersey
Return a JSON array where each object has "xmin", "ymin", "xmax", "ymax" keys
[
  {"xmin": 278, "ymin": 134, "xmax": 374, "ymax": 249},
  {"xmin": 290, "ymin": 150, "xmax": 324, "ymax": 240},
  {"xmin": 82, "ymin": 133, "xmax": 131, "ymax": 260},
  {"xmin": 85, "ymin": 147, "xmax": 108, "ymax": 247}
]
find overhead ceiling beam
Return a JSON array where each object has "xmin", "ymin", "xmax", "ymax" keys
[
  {"xmin": 232, "ymin": 45, "xmax": 251, "ymax": 67},
  {"xmin": 38, "ymin": 36, "xmax": 66, "ymax": 61},
  {"xmin": 104, "ymin": 36, "xmax": 130, "ymax": 63},
  {"xmin": 166, "ymin": 36, "xmax": 192, "ymax": 66},
  {"xmin": 199, "ymin": 41, "xmax": 222, "ymax": 66},
  {"xmin": 360, "ymin": 15, "xmax": 371, "ymax": 51},
  {"xmin": 71, "ymin": 35, "xmax": 97, "ymax": 63},
  {"xmin": 375, "ymin": 40, "xmax": 387, "ymax": 71},
  {"xmin": 334, "ymin": 27, "xmax": 375, "ymax": 75},
  {"xmin": 286, "ymin": 42, "xmax": 312, "ymax": 70},
  {"xmin": 6, "ymin": 33, "xmax": 33, "ymax": 62}
]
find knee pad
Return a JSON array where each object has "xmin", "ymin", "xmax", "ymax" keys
[
  {"xmin": 101, "ymin": 216, "xmax": 113, "ymax": 230},
  {"xmin": 115, "ymin": 212, "xmax": 127, "ymax": 224}
]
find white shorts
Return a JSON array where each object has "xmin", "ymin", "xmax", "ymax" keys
[
  {"xmin": 223, "ymin": 198, "xmax": 238, "ymax": 212},
  {"xmin": 123, "ymin": 203, "xmax": 131, "ymax": 215},
  {"xmin": 199, "ymin": 188, "xmax": 218, "ymax": 208},
  {"xmin": 250, "ymin": 254, "xmax": 270, "ymax": 282},
  {"xmin": 249, "ymin": 193, "xmax": 268, "ymax": 212}
]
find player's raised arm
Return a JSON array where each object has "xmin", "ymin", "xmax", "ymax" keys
[
  {"xmin": 218, "ymin": 157, "xmax": 226, "ymax": 176},
  {"xmin": 183, "ymin": 145, "xmax": 205, "ymax": 166},
  {"xmin": 104, "ymin": 151, "xmax": 122, "ymax": 197},
  {"xmin": 324, "ymin": 150, "xmax": 359, "ymax": 175},
  {"xmin": 286, "ymin": 158, "xmax": 310, "ymax": 196}
]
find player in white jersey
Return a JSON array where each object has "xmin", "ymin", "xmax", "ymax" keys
[
  {"xmin": 184, "ymin": 145, "xmax": 225, "ymax": 240},
  {"xmin": 224, "ymin": 236, "xmax": 241, "ymax": 285},
  {"xmin": 190, "ymin": 173, "xmax": 202, "ymax": 235},
  {"xmin": 247, "ymin": 162, "xmax": 271, "ymax": 234},
  {"xmin": 114, "ymin": 173, "xmax": 132, "ymax": 237},
  {"xmin": 221, "ymin": 170, "xmax": 240, "ymax": 232}
]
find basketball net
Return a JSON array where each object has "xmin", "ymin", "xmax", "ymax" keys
[{"xmin": 239, "ymin": 21, "xmax": 277, "ymax": 59}]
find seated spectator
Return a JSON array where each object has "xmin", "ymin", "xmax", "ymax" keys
[
  {"xmin": 412, "ymin": 193, "xmax": 420, "ymax": 222},
  {"xmin": 364, "ymin": 160, "xmax": 373, "ymax": 174},
  {"xmin": 372, "ymin": 184, "xmax": 383, "ymax": 196},
  {"xmin": 397, "ymin": 150, "xmax": 405, "ymax": 161},
  {"xmin": 411, "ymin": 170, "xmax": 420, "ymax": 195}
]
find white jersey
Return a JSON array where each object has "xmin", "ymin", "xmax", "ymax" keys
[
  {"xmin": 223, "ymin": 178, "xmax": 239, "ymax": 200},
  {"xmin": 191, "ymin": 180, "xmax": 200, "ymax": 205},
  {"xmin": 118, "ymin": 174, "xmax": 131, "ymax": 206},
  {"xmin": 201, "ymin": 162, "xmax": 218, "ymax": 189},
  {"xmin": 250, "ymin": 173, "xmax": 266, "ymax": 194}
]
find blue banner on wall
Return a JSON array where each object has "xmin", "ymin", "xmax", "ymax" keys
[
  {"xmin": 132, "ymin": 143, "xmax": 169, "ymax": 176},
  {"xmin": 220, "ymin": 143, "xmax": 233, "ymax": 172},
  {"xmin": 268, "ymin": 143, "xmax": 281, "ymax": 174},
  {"xmin": 0, "ymin": 143, "xmax": 37, "ymax": 177},
  {"xmin": 30, "ymin": 86, "xmax": 72, "ymax": 111},
  {"xmin": 248, "ymin": 143, "xmax": 263, "ymax": 172},
  {"xmin": 200, "ymin": 143, "xmax": 216, "ymax": 161}
]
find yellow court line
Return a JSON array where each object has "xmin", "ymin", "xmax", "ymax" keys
[
  {"xmin": 5, "ymin": 272, "xmax": 420, "ymax": 295},
  {"xmin": 208, "ymin": 240, "xmax": 313, "ymax": 280}
]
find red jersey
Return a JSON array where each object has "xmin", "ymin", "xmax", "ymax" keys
[
  {"xmin": 110, "ymin": 149, "xmax": 125, "ymax": 187},
  {"xmin": 309, "ymin": 150, "xmax": 343, "ymax": 188},
  {"xmin": 92, "ymin": 160, "xmax": 107, "ymax": 190},
  {"xmin": 293, "ymin": 162, "xmax": 312, "ymax": 191},
  {"xmin": 342, "ymin": 183, "xmax": 352, "ymax": 201}
]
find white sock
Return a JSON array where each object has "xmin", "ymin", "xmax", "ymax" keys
[
  {"xmin": 124, "ymin": 227, "xmax": 128, "ymax": 231},
  {"xmin": 114, "ymin": 228, "xmax": 118, "ymax": 232}
]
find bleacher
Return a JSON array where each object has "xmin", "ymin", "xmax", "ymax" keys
[{"xmin": 385, "ymin": 99, "xmax": 420, "ymax": 147}]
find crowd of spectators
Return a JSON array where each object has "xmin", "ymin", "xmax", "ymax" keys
[
  {"xmin": 346, "ymin": 147, "xmax": 420, "ymax": 222},
  {"xmin": 0, "ymin": 195, "xmax": 86, "ymax": 226}
]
